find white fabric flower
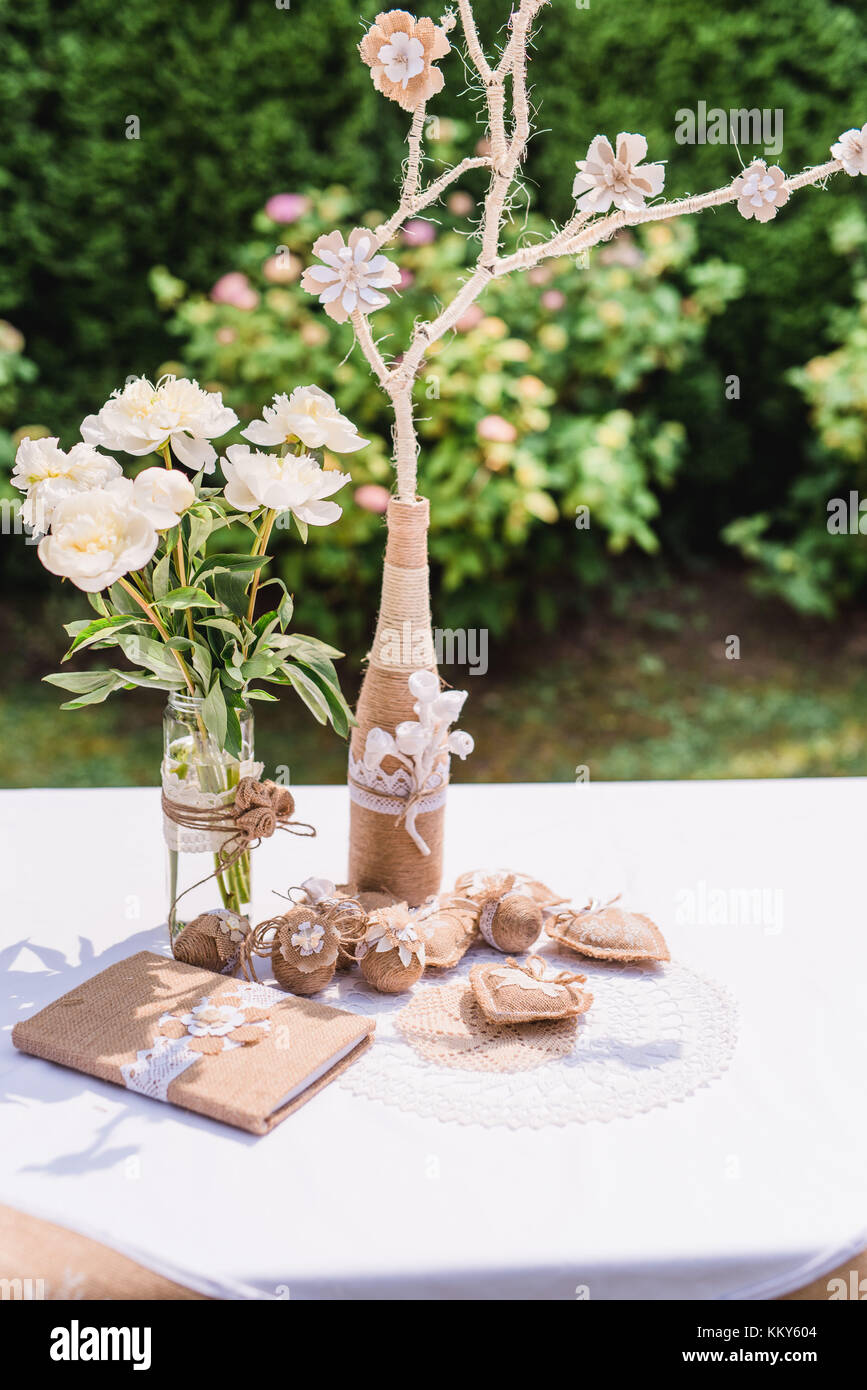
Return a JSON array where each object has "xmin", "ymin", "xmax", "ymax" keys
[
  {"xmin": 181, "ymin": 1002, "xmax": 246, "ymax": 1036},
  {"xmin": 394, "ymin": 720, "xmax": 428, "ymax": 756},
  {"xmin": 363, "ymin": 727, "xmax": 396, "ymax": 770},
  {"xmin": 379, "ymin": 31, "xmax": 425, "ymax": 89},
  {"xmin": 242, "ymin": 385, "xmax": 368, "ymax": 453},
  {"xmin": 732, "ymin": 160, "xmax": 789, "ymax": 223},
  {"xmin": 289, "ymin": 921, "xmax": 325, "ymax": 957},
  {"xmin": 408, "ymin": 670, "xmax": 440, "ymax": 702},
  {"xmin": 221, "ymin": 446, "xmax": 350, "ymax": 525},
  {"xmin": 37, "ymin": 486, "xmax": 158, "ymax": 592},
  {"xmin": 81, "ymin": 375, "xmax": 238, "ymax": 474},
  {"xmin": 128, "ymin": 467, "xmax": 195, "ymax": 530},
  {"xmin": 831, "ymin": 125, "xmax": 867, "ymax": 177},
  {"xmin": 432, "ymin": 689, "xmax": 467, "ymax": 722},
  {"xmin": 301, "ymin": 229, "xmax": 402, "ymax": 324},
  {"xmin": 572, "ymin": 133, "xmax": 665, "ymax": 214},
  {"xmin": 300, "ymin": 877, "xmax": 336, "ymax": 904},
  {"xmin": 448, "ymin": 730, "xmax": 474, "ymax": 759},
  {"xmin": 12, "ymin": 437, "xmax": 122, "ymax": 530}
]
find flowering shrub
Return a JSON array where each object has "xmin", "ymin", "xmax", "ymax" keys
[{"xmin": 151, "ymin": 163, "xmax": 743, "ymax": 642}]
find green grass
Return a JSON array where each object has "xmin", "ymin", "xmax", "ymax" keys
[{"xmin": 2, "ymin": 571, "xmax": 866, "ymax": 787}]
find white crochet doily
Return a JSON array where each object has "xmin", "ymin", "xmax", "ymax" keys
[{"xmin": 323, "ymin": 944, "xmax": 737, "ymax": 1128}]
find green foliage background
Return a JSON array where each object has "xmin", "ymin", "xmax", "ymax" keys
[{"xmin": 3, "ymin": 0, "xmax": 867, "ymax": 627}]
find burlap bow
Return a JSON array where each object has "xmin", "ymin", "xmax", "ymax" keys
[{"xmin": 163, "ymin": 777, "xmax": 315, "ymax": 923}]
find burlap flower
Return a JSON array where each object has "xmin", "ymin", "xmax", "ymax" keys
[
  {"xmin": 158, "ymin": 992, "xmax": 270, "ymax": 1055},
  {"xmin": 359, "ymin": 10, "xmax": 451, "ymax": 112},
  {"xmin": 357, "ymin": 904, "xmax": 428, "ymax": 968},
  {"xmin": 282, "ymin": 914, "xmax": 340, "ymax": 975},
  {"xmin": 732, "ymin": 160, "xmax": 789, "ymax": 223},
  {"xmin": 301, "ymin": 229, "xmax": 402, "ymax": 323},
  {"xmin": 831, "ymin": 124, "xmax": 867, "ymax": 177},
  {"xmin": 572, "ymin": 133, "xmax": 665, "ymax": 214}
]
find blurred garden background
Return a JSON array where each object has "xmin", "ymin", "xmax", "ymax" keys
[{"xmin": 3, "ymin": 0, "xmax": 867, "ymax": 786}]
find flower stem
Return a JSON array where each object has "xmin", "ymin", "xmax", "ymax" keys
[
  {"xmin": 161, "ymin": 443, "xmax": 196, "ymax": 645},
  {"xmin": 117, "ymin": 575, "xmax": 197, "ymax": 696},
  {"xmin": 246, "ymin": 508, "xmax": 276, "ymax": 624}
]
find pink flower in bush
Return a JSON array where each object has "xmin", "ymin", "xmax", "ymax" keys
[
  {"xmin": 355, "ymin": 484, "xmax": 390, "ymax": 513},
  {"xmin": 402, "ymin": 219, "xmax": 436, "ymax": 246},
  {"xmin": 265, "ymin": 193, "xmax": 310, "ymax": 223},
  {"xmin": 263, "ymin": 252, "xmax": 301, "ymax": 283},
  {"xmin": 215, "ymin": 327, "xmax": 237, "ymax": 345},
  {"xmin": 541, "ymin": 289, "xmax": 566, "ymax": 310},
  {"xmin": 210, "ymin": 273, "xmax": 259, "ymax": 310},
  {"xmin": 477, "ymin": 415, "xmax": 517, "ymax": 444},
  {"xmin": 397, "ymin": 267, "xmax": 415, "ymax": 289},
  {"xmin": 456, "ymin": 304, "xmax": 484, "ymax": 333}
]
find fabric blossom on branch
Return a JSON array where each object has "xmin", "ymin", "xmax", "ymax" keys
[
  {"xmin": 732, "ymin": 160, "xmax": 790, "ymax": 223},
  {"xmin": 301, "ymin": 229, "xmax": 402, "ymax": 323},
  {"xmin": 572, "ymin": 133, "xmax": 666, "ymax": 214},
  {"xmin": 359, "ymin": 9, "xmax": 452, "ymax": 111},
  {"xmin": 831, "ymin": 124, "xmax": 867, "ymax": 177}
]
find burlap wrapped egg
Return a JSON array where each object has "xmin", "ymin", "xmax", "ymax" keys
[
  {"xmin": 297, "ymin": 878, "xmax": 369, "ymax": 969},
  {"xmin": 242, "ymin": 905, "xmax": 340, "ymax": 995},
  {"xmin": 546, "ymin": 898, "xmax": 670, "ymax": 963},
  {"xmin": 452, "ymin": 870, "xmax": 560, "ymax": 953},
  {"xmin": 357, "ymin": 904, "xmax": 427, "ymax": 993},
  {"xmin": 172, "ymin": 909, "xmax": 250, "ymax": 975}
]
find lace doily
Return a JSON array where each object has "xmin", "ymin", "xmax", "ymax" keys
[
  {"xmin": 321, "ymin": 944, "xmax": 737, "ymax": 1128},
  {"xmin": 161, "ymin": 758, "xmax": 263, "ymax": 854}
]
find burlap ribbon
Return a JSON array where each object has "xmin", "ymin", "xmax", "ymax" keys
[{"xmin": 162, "ymin": 778, "xmax": 316, "ymax": 920}]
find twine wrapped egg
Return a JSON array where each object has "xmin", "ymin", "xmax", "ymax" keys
[
  {"xmin": 357, "ymin": 905, "xmax": 427, "ymax": 993},
  {"xmin": 171, "ymin": 909, "xmax": 250, "ymax": 975},
  {"xmin": 243, "ymin": 905, "xmax": 340, "ymax": 996},
  {"xmin": 298, "ymin": 878, "xmax": 369, "ymax": 970},
  {"xmin": 452, "ymin": 870, "xmax": 561, "ymax": 954}
]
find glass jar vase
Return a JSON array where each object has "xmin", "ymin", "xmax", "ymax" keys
[{"xmin": 162, "ymin": 693, "xmax": 255, "ymax": 937}]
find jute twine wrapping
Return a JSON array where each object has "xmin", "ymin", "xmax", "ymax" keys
[
  {"xmin": 546, "ymin": 900, "xmax": 670, "ymax": 963},
  {"xmin": 357, "ymin": 904, "xmax": 426, "ymax": 993},
  {"xmin": 171, "ymin": 910, "xmax": 250, "ymax": 976},
  {"xmin": 242, "ymin": 900, "xmax": 370, "ymax": 995},
  {"xmin": 161, "ymin": 777, "xmax": 315, "ymax": 922},
  {"xmin": 469, "ymin": 956, "xmax": 594, "ymax": 1026},
  {"xmin": 348, "ymin": 497, "xmax": 445, "ymax": 906}
]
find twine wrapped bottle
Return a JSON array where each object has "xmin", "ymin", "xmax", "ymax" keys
[{"xmin": 348, "ymin": 496, "xmax": 445, "ymax": 906}]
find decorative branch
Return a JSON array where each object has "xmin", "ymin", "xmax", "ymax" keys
[{"xmin": 301, "ymin": 4, "xmax": 867, "ymax": 504}]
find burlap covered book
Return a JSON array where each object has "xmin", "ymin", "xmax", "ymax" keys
[{"xmin": 12, "ymin": 951, "xmax": 374, "ymax": 1135}]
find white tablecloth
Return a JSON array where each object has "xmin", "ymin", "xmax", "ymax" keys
[{"xmin": 1, "ymin": 780, "xmax": 865, "ymax": 1300}]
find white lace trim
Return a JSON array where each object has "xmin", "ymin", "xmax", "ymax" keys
[
  {"xmin": 161, "ymin": 758, "xmax": 263, "ymax": 854},
  {"xmin": 321, "ymin": 947, "xmax": 738, "ymax": 1129},
  {"xmin": 348, "ymin": 752, "xmax": 449, "ymax": 800},
  {"xmin": 348, "ymin": 782, "xmax": 449, "ymax": 818},
  {"xmin": 120, "ymin": 980, "xmax": 277, "ymax": 1102}
]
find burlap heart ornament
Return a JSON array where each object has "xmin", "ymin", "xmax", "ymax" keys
[{"xmin": 546, "ymin": 899, "xmax": 670, "ymax": 963}]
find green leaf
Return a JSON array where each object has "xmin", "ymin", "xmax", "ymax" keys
[
  {"xmin": 194, "ymin": 553, "xmax": 269, "ymax": 581},
  {"xmin": 244, "ymin": 688, "xmax": 279, "ymax": 702},
  {"xmin": 64, "ymin": 614, "xmax": 143, "ymax": 659},
  {"xmin": 280, "ymin": 633, "xmax": 344, "ymax": 661},
  {"xmin": 43, "ymin": 670, "xmax": 123, "ymax": 694},
  {"xmin": 213, "ymin": 568, "xmax": 249, "ymax": 619},
  {"xmin": 202, "ymin": 678, "xmax": 227, "ymax": 750},
  {"xmin": 187, "ymin": 509, "xmax": 214, "ymax": 557},
  {"xmin": 198, "ymin": 617, "xmax": 244, "ymax": 641},
  {"xmin": 293, "ymin": 515, "xmax": 308, "ymax": 544},
  {"xmin": 115, "ymin": 632, "xmax": 184, "ymax": 681},
  {"xmin": 86, "ymin": 591, "xmax": 110, "ymax": 617},
  {"xmin": 109, "ymin": 581, "xmax": 146, "ymax": 616},
  {"xmin": 284, "ymin": 664, "xmax": 330, "ymax": 725},
  {"xmin": 157, "ymin": 586, "xmax": 220, "ymax": 611},
  {"xmin": 223, "ymin": 695, "xmax": 243, "ymax": 760},
  {"xmin": 240, "ymin": 652, "xmax": 282, "ymax": 681},
  {"xmin": 152, "ymin": 552, "xmax": 173, "ymax": 602},
  {"xmin": 109, "ymin": 668, "xmax": 184, "ymax": 692}
]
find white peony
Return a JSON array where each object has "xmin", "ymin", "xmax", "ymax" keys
[
  {"xmin": 81, "ymin": 375, "xmax": 238, "ymax": 474},
  {"xmin": 221, "ymin": 445, "xmax": 350, "ymax": 525},
  {"xmin": 37, "ymin": 486, "xmax": 158, "ymax": 592},
  {"xmin": 12, "ymin": 436, "xmax": 121, "ymax": 531},
  {"xmin": 242, "ymin": 385, "xmax": 368, "ymax": 454},
  {"xmin": 831, "ymin": 124, "xmax": 867, "ymax": 177},
  {"xmin": 129, "ymin": 466, "xmax": 195, "ymax": 530}
]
